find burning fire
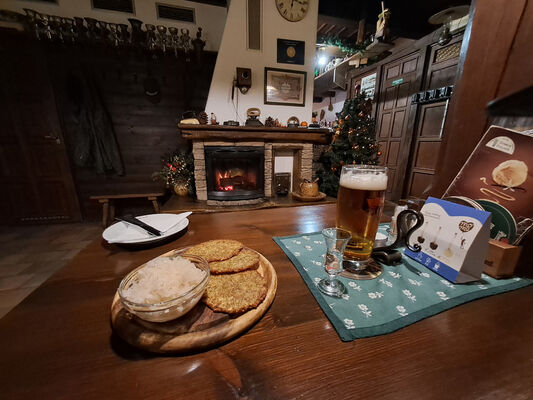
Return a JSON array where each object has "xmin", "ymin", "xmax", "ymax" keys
[
  {"xmin": 216, "ymin": 170, "xmax": 235, "ymax": 191},
  {"xmin": 214, "ymin": 168, "xmax": 256, "ymax": 192}
]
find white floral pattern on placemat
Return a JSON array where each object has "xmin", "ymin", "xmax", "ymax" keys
[{"xmin": 274, "ymin": 228, "xmax": 533, "ymax": 341}]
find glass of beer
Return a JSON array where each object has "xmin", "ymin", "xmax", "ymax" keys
[{"xmin": 336, "ymin": 165, "xmax": 388, "ymax": 279}]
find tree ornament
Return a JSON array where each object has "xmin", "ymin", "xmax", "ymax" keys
[{"xmin": 316, "ymin": 94, "xmax": 379, "ymax": 197}]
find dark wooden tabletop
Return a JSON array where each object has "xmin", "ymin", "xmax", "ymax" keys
[{"xmin": 1, "ymin": 204, "xmax": 532, "ymax": 399}]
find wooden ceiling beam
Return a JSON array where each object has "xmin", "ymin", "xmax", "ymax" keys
[
  {"xmin": 346, "ymin": 29, "xmax": 358, "ymax": 39},
  {"xmin": 337, "ymin": 26, "xmax": 347, "ymax": 36},
  {"xmin": 323, "ymin": 24, "xmax": 337, "ymax": 35},
  {"xmin": 317, "ymin": 23, "xmax": 328, "ymax": 33}
]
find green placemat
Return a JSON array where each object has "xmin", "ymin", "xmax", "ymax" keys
[{"xmin": 273, "ymin": 229, "xmax": 532, "ymax": 341}]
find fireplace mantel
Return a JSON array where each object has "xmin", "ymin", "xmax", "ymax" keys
[
  {"xmin": 180, "ymin": 124, "xmax": 331, "ymax": 203},
  {"xmin": 178, "ymin": 124, "xmax": 331, "ymax": 143}
]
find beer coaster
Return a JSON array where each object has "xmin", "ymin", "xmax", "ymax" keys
[
  {"xmin": 291, "ymin": 192, "xmax": 327, "ymax": 202},
  {"xmin": 340, "ymin": 259, "xmax": 382, "ymax": 280}
]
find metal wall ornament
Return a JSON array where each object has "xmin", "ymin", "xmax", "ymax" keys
[{"xmin": 2, "ymin": 9, "xmax": 206, "ymax": 61}]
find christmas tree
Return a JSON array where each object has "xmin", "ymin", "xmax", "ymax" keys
[{"xmin": 317, "ymin": 93, "xmax": 381, "ymax": 197}]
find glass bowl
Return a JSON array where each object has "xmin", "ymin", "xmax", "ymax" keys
[{"xmin": 118, "ymin": 252, "xmax": 209, "ymax": 322}]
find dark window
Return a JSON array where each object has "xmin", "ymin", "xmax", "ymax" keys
[
  {"xmin": 92, "ymin": 0, "xmax": 134, "ymax": 14},
  {"xmin": 157, "ymin": 4, "xmax": 195, "ymax": 23},
  {"xmin": 185, "ymin": 0, "xmax": 226, "ymax": 6}
]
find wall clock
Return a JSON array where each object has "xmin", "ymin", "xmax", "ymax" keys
[{"xmin": 275, "ymin": 0, "xmax": 309, "ymax": 22}]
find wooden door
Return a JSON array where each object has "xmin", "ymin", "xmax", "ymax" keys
[
  {"xmin": 0, "ymin": 35, "xmax": 81, "ymax": 224},
  {"xmin": 404, "ymin": 101, "xmax": 448, "ymax": 198},
  {"xmin": 405, "ymin": 37, "xmax": 463, "ymax": 198},
  {"xmin": 376, "ymin": 52, "xmax": 420, "ymax": 200}
]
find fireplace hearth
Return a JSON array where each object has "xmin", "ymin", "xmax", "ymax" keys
[
  {"xmin": 205, "ymin": 146, "xmax": 264, "ymax": 201},
  {"xmin": 180, "ymin": 124, "xmax": 331, "ymax": 204}
]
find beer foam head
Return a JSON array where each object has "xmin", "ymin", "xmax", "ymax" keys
[{"xmin": 340, "ymin": 170, "xmax": 388, "ymax": 190}]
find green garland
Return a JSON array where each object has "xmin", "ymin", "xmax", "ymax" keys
[{"xmin": 317, "ymin": 34, "xmax": 368, "ymax": 55}]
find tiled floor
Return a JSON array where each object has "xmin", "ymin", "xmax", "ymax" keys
[{"xmin": 0, "ymin": 222, "xmax": 101, "ymax": 319}]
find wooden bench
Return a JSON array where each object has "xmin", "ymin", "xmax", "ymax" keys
[{"xmin": 90, "ymin": 192, "xmax": 166, "ymax": 227}]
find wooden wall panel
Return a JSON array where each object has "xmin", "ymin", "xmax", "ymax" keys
[
  {"xmin": 427, "ymin": 65, "xmax": 458, "ymax": 89},
  {"xmin": 376, "ymin": 52, "xmax": 422, "ymax": 200},
  {"xmin": 47, "ymin": 49, "xmax": 217, "ymax": 219},
  {"xmin": 419, "ymin": 104, "xmax": 447, "ymax": 137},
  {"xmin": 409, "ymin": 172, "xmax": 434, "ymax": 198},
  {"xmin": 379, "ymin": 113, "xmax": 392, "ymax": 137},
  {"xmin": 414, "ymin": 142, "xmax": 440, "ymax": 169},
  {"xmin": 497, "ymin": 0, "xmax": 533, "ymax": 100},
  {"xmin": 431, "ymin": 0, "xmax": 528, "ymax": 196},
  {"xmin": 404, "ymin": 32, "xmax": 464, "ymax": 199},
  {"xmin": 0, "ymin": 34, "xmax": 82, "ymax": 223}
]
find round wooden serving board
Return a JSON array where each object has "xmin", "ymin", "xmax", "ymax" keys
[{"xmin": 111, "ymin": 250, "xmax": 277, "ymax": 353}]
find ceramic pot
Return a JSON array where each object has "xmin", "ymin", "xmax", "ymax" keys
[
  {"xmin": 174, "ymin": 183, "xmax": 189, "ymax": 197},
  {"xmin": 299, "ymin": 180, "xmax": 319, "ymax": 197}
]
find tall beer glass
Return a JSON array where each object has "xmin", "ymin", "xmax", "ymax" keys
[{"xmin": 336, "ymin": 165, "xmax": 388, "ymax": 279}]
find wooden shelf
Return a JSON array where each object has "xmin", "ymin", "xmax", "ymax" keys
[
  {"xmin": 178, "ymin": 124, "xmax": 332, "ymax": 144},
  {"xmin": 314, "ymin": 40, "xmax": 393, "ymax": 97}
]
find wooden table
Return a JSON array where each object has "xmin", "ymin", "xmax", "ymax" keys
[{"xmin": 1, "ymin": 204, "xmax": 532, "ymax": 399}]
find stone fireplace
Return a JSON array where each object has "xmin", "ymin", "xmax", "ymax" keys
[
  {"xmin": 180, "ymin": 125, "xmax": 331, "ymax": 205},
  {"xmin": 204, "ymin": 146, "xmax": 264, "ymax": 201}
]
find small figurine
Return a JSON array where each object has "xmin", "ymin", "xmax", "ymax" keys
[
  {"xmin": 210, "ymin": 112, "xmax": 218, "ymax": 125},
  {"xmin": 376, "ymin": 2, "xmax": 391, "ymax": 42},
  {"xmin": 192, "ymin": 27, "xmax": 206, "ymax": 63},
  {"xmin": 180, "ymin": 28, "xmax": 192, "ymax": 53},
  {"xmin": 198, "ymin": 111, "xmax": 208, "ymax": 124},
  {"xmin": 265, "ymin": 117, "xmax": 275, "ymax": 127}
]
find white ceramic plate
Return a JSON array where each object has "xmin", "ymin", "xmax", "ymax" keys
[{"xmin": 103, "ymin": 213, "xmax": 190, "ymax": 244}]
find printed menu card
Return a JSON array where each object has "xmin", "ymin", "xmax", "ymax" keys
[
  {"xmin": 445, "ymin": 126, "xmax": 533, "ymax": 244},
  {"xmin": 405, "ymin": 197, "xmax": 491, "ymax": 283}
]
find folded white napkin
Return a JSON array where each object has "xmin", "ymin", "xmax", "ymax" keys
[{"xmin": 108, "ymin": 212, "xmax": 191, "ymax": 242}]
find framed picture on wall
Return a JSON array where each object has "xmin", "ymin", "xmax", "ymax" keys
[
  {"xmin": 277, "ymin": 39, "xmax": 305, "ymax": 65},
  {"xmin": 264, "ymin": 67, "xmax": 306, "ymax": 107}
]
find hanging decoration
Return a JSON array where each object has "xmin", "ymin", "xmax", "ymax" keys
[
  {"xmin": 0, "ymin": 8, "xmax": 205, "ymax": 60},
  {"xmin": 316, "ymin": 34, "xmax": 368, "ymax": 56}
]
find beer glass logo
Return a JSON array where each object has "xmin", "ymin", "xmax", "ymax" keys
[{"xmin": 458, "ymin": 221, "xmax": 474, "ymax": 232}]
